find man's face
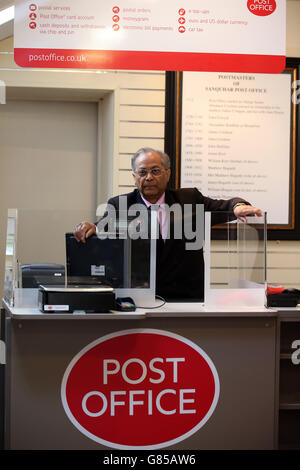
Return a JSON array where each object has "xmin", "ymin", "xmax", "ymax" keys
[{"xmin": 132, "ymin": 151, "xmax": 171, "ymax": 203}]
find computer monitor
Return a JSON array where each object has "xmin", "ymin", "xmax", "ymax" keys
[
  {"xmin": 65, "ymin": 233, "xmax": 125, "ymax": 288},
  {"xmin": 65, "ymin": 225, "xmax": 157, "ymax": 307}
]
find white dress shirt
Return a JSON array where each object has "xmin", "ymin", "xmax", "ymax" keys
[{"xmin": 140, "ymin": 193, "xmax": 167, "ymax": 241}]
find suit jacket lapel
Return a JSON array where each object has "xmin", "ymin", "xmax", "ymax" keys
[{"xmin": 134, "ymin": 189, "xmax": 146, "ymax": 205}]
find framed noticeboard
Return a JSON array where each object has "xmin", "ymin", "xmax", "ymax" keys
[{"xmin": 164, "ymin": 59, "xmax": 300, "ymax": 240}]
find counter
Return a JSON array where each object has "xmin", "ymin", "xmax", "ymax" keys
[{"xmin": 2, "ymin": 298, "xmax": 279, "ymax": 450}]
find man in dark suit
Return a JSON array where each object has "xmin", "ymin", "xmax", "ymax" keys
[{"xmin": 74, "ymin": 148, "xmax": 262, "ymax": 301}]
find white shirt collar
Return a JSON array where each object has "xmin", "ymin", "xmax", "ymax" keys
[{"xmin": 140, "ymin": 192, "xmax": 165, "ymax": 207}]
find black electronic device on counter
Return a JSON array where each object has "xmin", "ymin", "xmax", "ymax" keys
[
  {"xmin": 65, "ymin": 232, "xmax": 125, "ymax": 288},
  {"xmin": 267, "ymin": 289, "xmax": 300, "ymax": 307},
  {"xmin": 65, "ymin": 232, "xmax": 151, "ymax": 289},
  {"xmin": 38, "ymin": 285, "xmax": 115, "ymax": 313},
  {"xmin": 115, "ymin": 297, "xmax": 136, "ymax": 312},
  {"xmin": 22, "ymin": 263, "xmax": 65, "ymax": 288}
]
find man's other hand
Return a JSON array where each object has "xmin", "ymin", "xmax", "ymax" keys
[
  {"xmin": 74, "ymin": 221, "xmax": 96, "ymax": 243},
  {"xmin": 233, "ymin": 204, "xmax": 263, "ymax": 223}
]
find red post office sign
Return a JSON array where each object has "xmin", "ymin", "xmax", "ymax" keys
[
  {"xmin": 14, "ymin": 0, "xmax": 285, "ymax": 72},
  {"xmin": 61, "ymin": 329, "xmax": 220, "ymax": 449},
  {"xmin": 247, "ymin": 0, "xmax": 277, "ymax": 17}
]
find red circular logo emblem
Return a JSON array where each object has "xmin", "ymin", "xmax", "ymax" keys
[
  {"xmin": 61, "ymin": 329, "xmax": 219, "ymax": 449},
  {"xmin": 247, "ymin": 0, "xmax": 277, "ymax": 17}
]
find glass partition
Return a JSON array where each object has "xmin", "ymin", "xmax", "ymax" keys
[
  {"xmin": 204, "ymin": 212, "xmax": 267, "ymax": 308},
  {"xmin": 3, "ymin": 209, "xmax": 18, "ymax": 307},
  {"xmin": 3, "ymin": 208, "xmax": 157, "ymax": 309}
]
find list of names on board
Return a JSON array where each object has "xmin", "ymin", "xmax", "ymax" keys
[{"xmin": 180, "ymin": 72, "xmax": 292, "ymax": 225}]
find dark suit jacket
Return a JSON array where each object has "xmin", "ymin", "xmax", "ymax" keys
[{"xmin": 99, "ymin": 188, "xmax": 249, "ymax": 301}]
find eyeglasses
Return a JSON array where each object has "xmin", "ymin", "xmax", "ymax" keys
[{"xmin": 135, "ymin": 167, "xmax": 166, "ymax": 178}]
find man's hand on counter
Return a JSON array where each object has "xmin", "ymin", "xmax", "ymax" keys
[{"xmin": 74, "ymin": 221, "xmax": 96, "ymax": 243}]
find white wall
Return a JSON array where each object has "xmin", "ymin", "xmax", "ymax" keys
[
  {"xmin": 0, "ymin": 99, "xmax": 99, "ymax": 279},
  {"xmin": 0, "ymin": 36, "xmax": 166, "ymax": 199},
  {"xmin": 287, "ymin": 0, "xmax": 300, "ymax": 57},
  {"xmin": 0, "ymin": 40, "xmax": 165, "ymax": 295}
]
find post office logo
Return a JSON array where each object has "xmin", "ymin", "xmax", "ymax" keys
[
  {"xmin": 247, "ymin": 0, "xmax": 277, "ymax": 17},
  {"xmin": 61, "ymin": 329, "xmax": 220, "ymax": 449}
]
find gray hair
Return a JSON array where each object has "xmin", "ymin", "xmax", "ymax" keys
[{"xmin": 131, "ymin": 148, "xmax": 171, "ymax": 172}]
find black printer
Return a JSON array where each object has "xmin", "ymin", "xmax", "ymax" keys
[
  {"xmin": 22, "ymin": 263, "xmax": 65, "ymax": 288},
  {"xmin": 38, "ymin": 285, "xmax": 115, "ymax": 313}
]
